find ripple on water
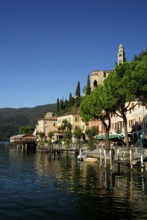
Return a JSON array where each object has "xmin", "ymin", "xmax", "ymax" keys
[{"xmin": 1, "ymin": 145, "xmax": 147, "ymax": 219}]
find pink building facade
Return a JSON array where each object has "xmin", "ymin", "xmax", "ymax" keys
[{"xmin": 87, "ymin": 101, "xmax": 147, "ymax": 142}]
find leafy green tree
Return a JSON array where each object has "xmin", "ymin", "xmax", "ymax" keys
[
  {"xmin": 38, "ymin": 131, "xmax": 45, "ymax": 143},
  {"xmin": 80, "ymin": 84, "xmax": 116, "ymax": 149},
  {"xmin": 103, "ymin": 60, "xmax": 147, "ymax": 149},
  {"xmin": 73, "ymin": 127, "xmax": 83, "ymax": 148},
  {"xmin": 133, "ymin": 49, "xmax": 147, "ymax": 61},
  {"xmin": 129, "ymin": 55, "xmax": 147, "ymax": 103},
  {"xmin": 75, "ymin": 81, "xmax": 81, "ymax": 97},
  {"xmin": 19, "ymin": 125, "xmax": 34, "ymax": 134},
  {"xmin": 85, "ymin": 127, "xmax": 98, "ymax": 139},
  {"xmin": 60, "ymin": 119, "xmax": 72, "ymax": 131},
  {"xmin": 64, "ymin": 130, "xmax": 72, "ymax": 149},
  {"xmin": 104, "ymin": 63, "xmax": 134, "ymax": 149},
  {"xmin": 85, "ymin": 127, "xmax": 98, "ymax": 150},
  {"xmin": 48, "ymin": 131, "xmax": 54, "ymax": 145},
  {"xmin": 58, "ymin": 120, "xmax": 72, "ymax": 144}
]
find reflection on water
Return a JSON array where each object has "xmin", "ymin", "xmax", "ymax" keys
[{"xmin": 0, "ymin": 143, "xmax": 147, "ymax": 219}]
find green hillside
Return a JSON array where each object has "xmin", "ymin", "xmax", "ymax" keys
[{"xmin": 0, "ymin": 103, "xmax": 56, "ymax": 140}]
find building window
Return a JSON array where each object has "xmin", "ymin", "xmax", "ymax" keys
[
  {"xmin": 75, "ymin": 117, "xmax": 79, "ymax": 122},
  {"xmin": 112, "ymin": 123, "xmax": 114, "ymax": 129},
  {"xmin": 68, "ymin": 117, "xmax": 71, "ymax": 122},
  {"xmin": 129, "ymin": 119, "xmax": 135, "ymax": 128},
  {"xmin": 94, "ymin": 80, "xmax": 97, "ymax": 87},
  {"xmin": 119, "ymin": 121, "xmax": 122, "ymax": 130}
]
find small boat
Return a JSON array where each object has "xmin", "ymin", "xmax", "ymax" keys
[
  {"xmin": 77, "ymin": 148, "xmax": 85, "ymax": 161},
  {"xmin": 77, "ymin": 149, "xmax": 98, "ymax": 163},
  {"xmin": 83, "ymin": 157, "xmax": 97, "ymax": 163}
]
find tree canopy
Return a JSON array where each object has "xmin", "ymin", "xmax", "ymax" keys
[
  {"xmin": 80, "ymin": 85, "xmax": 116, "ymax": 148},
  {"xmin": 80, "ymin": 52, "xmax": 147, "ymax": 149},
  {"xmin": 19, "ymin": 125, "xmax": 34, "ymax": 134},
  {"xmin": 104, "ymin": 56, "xmax": 147, "ymax": 149}
]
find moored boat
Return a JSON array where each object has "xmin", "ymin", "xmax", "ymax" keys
[
  {"xmin": 77, "ymin": 148, "xmax": 85, "ymax": 161},
  {"xmin": 83, "ymin": 157, "xmax": 97, "ymax": 163}
]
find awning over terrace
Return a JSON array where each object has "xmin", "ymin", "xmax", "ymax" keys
[{"xmin": 97, "ymin": 134, "xmax": 124, "ymax": 140}]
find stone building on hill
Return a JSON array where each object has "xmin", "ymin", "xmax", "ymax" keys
[{"xmin": 90, "ymin": 44, "xmax": 125, "ymax": 90}]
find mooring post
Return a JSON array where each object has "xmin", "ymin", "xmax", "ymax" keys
[
  {"xmin": 109, "ymin": 150, "xmax": 113, "ymax": 170},
  {"xmin": 141, "ymin": 154, "xmax": 144, "ymax": 172},
  {"xmin": 100, "ymin": 149, "xmax": 102, "ymax": 167},
  {"xmin": 104, "ymin": 149, "xmax": 106, "ymax": 168},
  {"xmin": 130, "ymin": 149, "xmax": 133, "ymax": 169}
]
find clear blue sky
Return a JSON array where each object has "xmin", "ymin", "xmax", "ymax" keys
[{"xmin": 0, "ymin": 0, "xmax": 147, "ymax": 108}]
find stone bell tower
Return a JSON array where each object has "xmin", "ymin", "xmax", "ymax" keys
[
  {"xmin": 117, "ymin": 44, "xmax": 125, "ymax": 64},
  {"xmin": 90, "ymin": 44, "xmax": 126, "ymax": 91}
]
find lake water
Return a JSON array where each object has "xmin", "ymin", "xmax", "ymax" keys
[{"xmin": 1, "ymin": 142, "xmax": 147, "ymax": 220}]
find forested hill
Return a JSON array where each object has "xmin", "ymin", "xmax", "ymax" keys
[{"xmin": 0, "ymin": 103, "xmax": 56, "ymax": 140}]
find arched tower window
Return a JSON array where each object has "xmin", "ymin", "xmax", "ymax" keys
[
  {"xmin": 94, "ymin": 80, "xmax": 97, "ymax": 88},
  {"xmin": 103, "ymin": 71, "xmax": 106, "ymax": 78}
]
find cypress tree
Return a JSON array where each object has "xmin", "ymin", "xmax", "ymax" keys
[
  {"xmin": 69, "ymin": 92, "xmax": 72, "ymax": 101},
  {"xmin": 86, "ymin": 75, "xmax": 91, "ymax": 95},
  {"xmin": 57, "ymin": 98, "xmax": 60, "ymax": 113},
  {"xmin": 75, "ymin": 81, "xmax": 81, "ymax": 97}
]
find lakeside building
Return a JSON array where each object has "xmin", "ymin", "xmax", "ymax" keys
[
  {"xmin": 56, "ymin": 113, "xmax": 86, "ymax": 143},
  {"xmin": 85, "ymin": 101, "xmax": 147, "ymax": 143},
  {"xmin": 34, "ymin": 112, "xmax": 87, "ymax": 143},
  {"xmin": 110, "ymin": 101, "xmax": 147, "ymax": 141},
  {"xmin": 33, "ymin": 112, "xmax": 58, "ymax": 141}
]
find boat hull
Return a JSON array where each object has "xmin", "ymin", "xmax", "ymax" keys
[{"xmin": 83, "ymin": 157, "xmax": 97, "ymax": 163}]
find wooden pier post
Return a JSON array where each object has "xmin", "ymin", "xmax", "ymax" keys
[
  {"xmin": 109, "ymin": 150, "xmax": 113, "ymax": 170},
  {"xmin": 117, "ymin": 148, "xmax": 120, "ymax": 161},
  {"xmin": 142, "ymin": 173, "xmax": 145, "ymax": 191},
  {"xmin": 129, "ymin": 149, "xmax": 133, "ymax": 169},
  {"xmin": 141, "ymin": 154, "xmax": 144, "ymax": 172},
  {"xmin": 100, "ymin": 149, "xmax": 102, "ymax": 167},
  {"xmin": 104, "ymin": 149, "xmax": 106, "ymax": 168}
]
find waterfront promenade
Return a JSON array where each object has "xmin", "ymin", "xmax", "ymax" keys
[
  {"xmin": 9, "ymin": 140, "xmax": 147, "ymax": 172},
  {"xmin": 35, "ymin": 142, "xmax": 147, "ymax": 172}
]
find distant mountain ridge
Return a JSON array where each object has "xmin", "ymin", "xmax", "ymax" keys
[{"xmin": 0, "ymin": 103, "xmax": 57, "ymax": 140}]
